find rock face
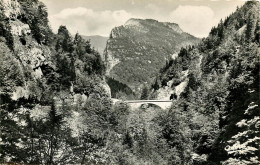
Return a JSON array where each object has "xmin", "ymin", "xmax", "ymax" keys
[
  {"xmin": 0, "ymin": 0, "xmax": 109, "ymax": 100},
  {"xmin": 104, "ymin": 18, "xmax": 200, "ymax": 95},
  {"xmin": 0, "ymin": 0, "xmax": 53, "ymax": 98},
  {"xmin": 2, "ymin": 0, "xmax": 21, "ymax": 18},
  {"xmin": 155, "ymin": 70, "xmax": 189, "ymax": 100},
  {"xmin": 1, "ymin": 0, "xmax": 52, "ymax": 69}
]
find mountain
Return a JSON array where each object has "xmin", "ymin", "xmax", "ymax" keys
[
  {"xmin": 104, "ymin": 18, "xmax": 200, "ymax": 98},
  {"xmin": 82, "ymin": 35, "xmax": 108, "ymax": 55},
  {"xmin": 150, "ymin": 1, "xmax": 259, "ymax": 164}
]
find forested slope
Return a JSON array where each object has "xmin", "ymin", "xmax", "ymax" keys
[
  {"xmin": 150, "ymin": 1, "xmax": 260, "ymax": 164},
  {"xmin": 0, "ymin": 0, "xmax": 112, "ymax": 164}
]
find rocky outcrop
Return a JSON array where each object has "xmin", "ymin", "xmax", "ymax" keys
[
  {"xmin": 0, "ymin": 0, "xmax": 111, "ymax": 101},
  {"xmin": 2, "ymin": 0, "xmax": 21, "ymax": 18},
  {"xmin": 0, "ymin": 0, "xmax": 52, "ymax": 98},
  {"xmin": 154, "ymin": 70, "xmax": 189, "ymax": 100},
  {"xmin": 104, "ymin": 42, "xmax": 120, "ymax": 74},
  {"xmin": 163, "ymin": 22, "xmax": 183, "ymax": 34},
  {"xmin": 1, "ymin": 0, "xmax": 51, "ymax": 69}
]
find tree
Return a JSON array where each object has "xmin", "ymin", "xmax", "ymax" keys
[
  {"xmin": 157, "ymin": 106, "xmax": 193, "ymax": 165},
  {"xmin": 218, "ymin": 19, "xmax": 225, "ymax": 40},
  {"xmin": 44, "ymin": 101, "xmax": 63, "ymax": 164},
  {"xmin": 152, "ymin": 78, "xmax": 160, "ymax": 91},
  {"xmin": 57, "ymin": 26, "xmax": 74, "ymax": 52},
  {"xmin": 245, "ymin": 11, "xmax": 257, "ymax": 42},
  {"xmin": 140, "ymin": 85, "xmax": 149, "ymax": 100}
]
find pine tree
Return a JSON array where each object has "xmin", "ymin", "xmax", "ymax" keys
[
  {"xmin": 140, "ymin": 86, "xmax": 149, "ymax": 100},
  {"xmin": 46, "ymin": 101, "xmax": 63, "ymax": 164},
  {"xmin": 218, "ymin": 19, "xmax": 225, "ymax": 40},
  {"xmin": 152, "ymin": 78, "xmax": 160, "ymax": 90},
  {"xmin": 245, "ymin": 11, "xmax": 257, "ymax": 42}
]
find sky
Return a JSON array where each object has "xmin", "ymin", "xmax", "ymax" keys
[{"xmin": 41, "ymin": 0, "xmax": 246, "ymax": 38}]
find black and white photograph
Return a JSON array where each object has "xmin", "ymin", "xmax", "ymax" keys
[{"xmin": 0, "ymin": 0, "xmax": 259, "ymax": 164}]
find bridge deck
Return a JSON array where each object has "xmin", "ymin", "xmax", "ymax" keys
[
  {"xmin": 124, "ymin": 100, "xmax": 172, "ymax": 103},
  {"xmin": 111, "ymin": 99, "xmax": 172, "ymax": 109}
]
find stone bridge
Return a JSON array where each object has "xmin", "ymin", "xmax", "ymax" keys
[{"xmin": 112, "ymin": 99, "xmax": 172, "ymax": 110}]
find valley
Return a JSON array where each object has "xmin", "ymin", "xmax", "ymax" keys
[{"xmin": 0, "ymin": 0, "xmax": 259, "ymax": 165}]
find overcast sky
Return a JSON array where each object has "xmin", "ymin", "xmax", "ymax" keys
[{"xmin": 41, "ymin": 0, "xmax": 245, "ymax": 38}]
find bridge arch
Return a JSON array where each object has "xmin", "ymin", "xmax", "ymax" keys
[{"xmin": 112, "ymin": 99, "xmax": 172, "ymax": 110}]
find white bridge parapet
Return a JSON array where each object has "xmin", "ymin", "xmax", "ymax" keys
[{"xmin": 112, "ymin": 99, "xmax": 172, "ymax": 110}]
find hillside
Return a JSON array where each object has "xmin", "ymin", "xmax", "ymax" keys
[
  {"xmin": 82, "ymin": 35, "xmax": 108, "ymax": 55},
  {"xmin": 150, "ymin": 1, "xmax": 260, "ymax": 164},
  {"xmin": 0, "ymin": 0, "xmax": 112, "ymax": 164},
  {"xmin": 104, "ymin": 18, "xmax": 200, "ymax": 97}
]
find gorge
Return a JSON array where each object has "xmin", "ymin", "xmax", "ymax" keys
[{"xmin": 0, "ymin": 0, "xmax": 259, "ymax": 165}]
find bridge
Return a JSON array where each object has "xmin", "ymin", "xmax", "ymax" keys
[{"xmin": 112, "ymin": 99, "xmax": 172, "ymax": 110}]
